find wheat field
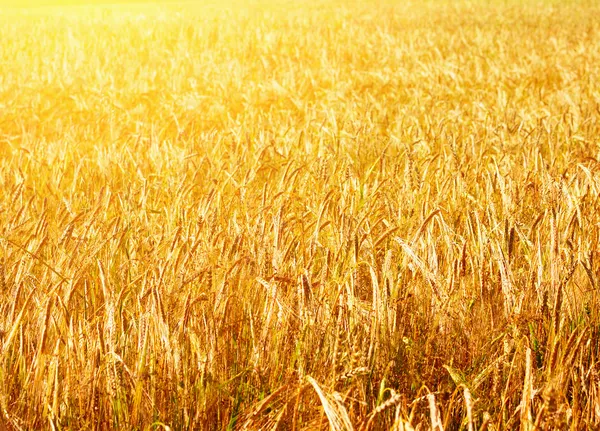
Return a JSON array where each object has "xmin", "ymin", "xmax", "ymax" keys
[{"xmin": 0, "ymin": 0, "xmax": 599, "ymax": 429}]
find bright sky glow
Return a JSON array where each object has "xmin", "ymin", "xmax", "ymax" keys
[{"xmin": 0, "ymin": 0, "xmax": 209, "ymax": 8}]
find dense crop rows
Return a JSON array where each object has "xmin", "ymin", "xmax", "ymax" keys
[{"xmin": 1, "ymin": 0, "xmax": 600, "ymax": 429}]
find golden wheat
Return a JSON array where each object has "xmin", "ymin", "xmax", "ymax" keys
[{"xmin": 0, "ymin": 0, "xmax": 599, "ymax": 429}]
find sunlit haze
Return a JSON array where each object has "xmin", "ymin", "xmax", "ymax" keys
[{"xmin": 1, "ymin": 0, "xmax": 599, "ymax": 429}]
